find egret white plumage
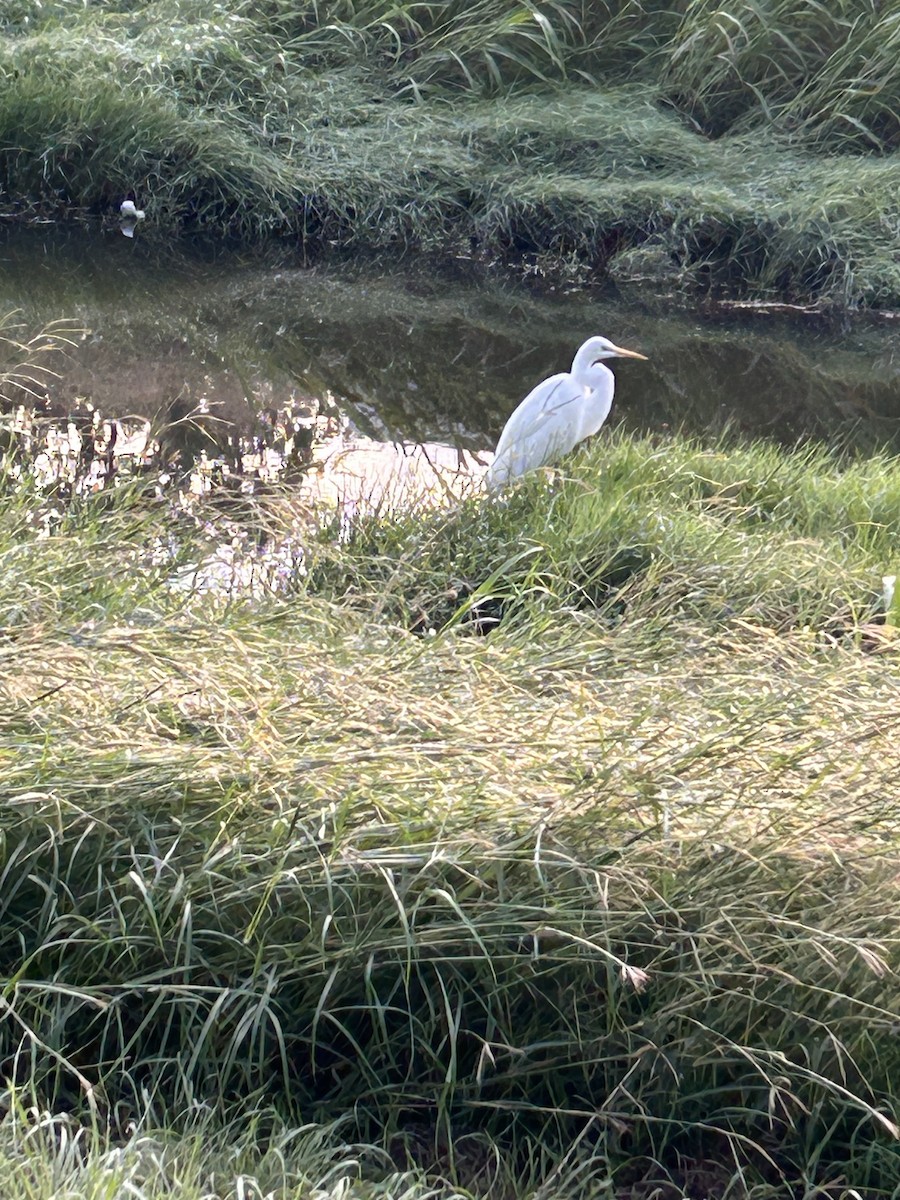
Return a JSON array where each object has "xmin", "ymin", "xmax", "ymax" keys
[
  {"xmin": 485, "ymin": 335, "xmax": 647, "ymax": 490},
  {"xmin": 120, "ymin": 199, "xmax": 145, "ymax": 220}
]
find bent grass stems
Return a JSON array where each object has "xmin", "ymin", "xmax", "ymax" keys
[
  {"xmin": 6, "ymin": 4, "xmax": 900, "ymax": 304},
  {"xmin": 0, "ymin": 416, "xmax": 898, "ymax": 1195}
]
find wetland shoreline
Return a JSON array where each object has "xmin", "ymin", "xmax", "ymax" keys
[
  {"xmin": 2, "ymin": 4, "xmax": 900, "ymax": 1198},
  {"xmin": 1, "ymin": 418, "xmax": 898, "ymax": 1199},
  {"xmin": 5, "ymin": 2, "xmax": 900, "ymax": 310}
]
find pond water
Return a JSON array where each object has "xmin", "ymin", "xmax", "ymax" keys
[{"xmin": 2, "ymin": 223, "xmax": 900, "ymax": 468}]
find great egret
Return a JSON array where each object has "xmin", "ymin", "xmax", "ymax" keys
[
  {"xmin": 485, "ymin": 335, "xmax": 647, "ymax": 489},
  {"xmin": 120, "ymin": 199, "xmax": 145, "ymax": 220}
]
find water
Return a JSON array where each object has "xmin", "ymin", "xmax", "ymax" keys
[{"xmin": 2, "ymin": 223, "xmax": 900, "ymax": 461}]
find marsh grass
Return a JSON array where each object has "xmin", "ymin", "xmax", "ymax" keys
[
  {"xmin": 0, "ymin": 1102, "xmax": 451, "ymax": 1200},
  {"xmin": 0, "ymin": 313, "xmax": 82, "ymax": 406},
  {"xmin": 5, "ymin": 2, "xmax": 900, "ymax": 304},
  {"xmin": 0, "ymin": 422, "xmax": 898, "ymax": 1196},
  {"xmin": 660, "ymin": 0, "xmax": 900, "ymax": 148},
  {"xmin": 309, "ymin": 431, "xmax": 900, "ymax": 633}
]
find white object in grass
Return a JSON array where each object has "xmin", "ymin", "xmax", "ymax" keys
[
  {"xmin": 485, "ymin": 335, "xmax": 648, "ymax": 489},
  {"xmin": 883, "ymin": 574, "xmax": 897, "ymax": 621}
]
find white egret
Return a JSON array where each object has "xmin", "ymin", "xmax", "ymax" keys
[
  {"xmin": 120, "ymin": 199, "xmax": 145, "ymax": 220},
  {"xmin": 485, "ymin": 335, "xmax": 647, "ymax": 489}
]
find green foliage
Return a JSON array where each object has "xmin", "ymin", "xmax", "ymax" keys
[
  {"xmin": 3, "ymin": 2, "xmax": 900, "ymax": 303},
  {"xmin": 0, "ymin": 1105, "xmax": 459, "ymax": 1200},
  {"xmin": 309, "ymin": 431, "xmax": 900, "ymax": 631},
  {"xmin": 660, "ymin": 0, "xmax": 900, "ymax": 147},
  {"xmin": 0, "ymin": 429, "xmax": 898, "ymax": 1195}
]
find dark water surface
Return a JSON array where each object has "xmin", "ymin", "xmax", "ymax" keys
[{"xmin": 3, "ymin": 223, "xmax": 900, "ymax": 457}]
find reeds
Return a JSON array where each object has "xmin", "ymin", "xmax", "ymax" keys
[
  {"xmin": 0, "ymin": 312, "xmax": 81, "ymax": 405},
  {"xmin": 0, "ymin": 426, "xmax": 898, "ymax": 1195},
  {"xmin": 4, "ymin": 3, "xmax": 900, "ymax": 304},
  {"xmin": 661, "ymin": 0, "xmax": 900, "ymax": 147}
]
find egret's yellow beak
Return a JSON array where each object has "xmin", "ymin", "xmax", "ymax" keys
[{"xmin": 611, "ymin": 344, "xmax": 648, "ymax": 360}]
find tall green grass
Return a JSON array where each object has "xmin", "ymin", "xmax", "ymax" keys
[
  {"xmin": 661, "ymin": 0, "xmax": 900, "ymax": 147},
  {"xmin": 4, "ymin": 2, "xmax": 900, "ymax": 304},
  {"xmin": 0, "ymin": 1104, "xmax": 467, "ymax": 1200},
  {"xmin": 5, "ymin": 0, "xmax": 900, "ymax": 143},
  {"xmin": 309, "ymin": 431, "xmax": 900, "ymax": 632},
  {"xmin": 0, "ymin": 424, "xmax": 898, "ymax": 1195}
]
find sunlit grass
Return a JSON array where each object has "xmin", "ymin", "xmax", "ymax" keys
[
  {"xmin": 0, "ymin": 1104, "xmax": 467, "ymax": 1200},
  {"xmin": 3, "ymin": 2, "xmax": 900, "ymax": 304},
  {"xmin": 309, "ymin": 430, "xmax": 900, "ymax": 632},
  {"xmin": 0, "ymin": 421, "xmax": 898, "ymax": 1197}
]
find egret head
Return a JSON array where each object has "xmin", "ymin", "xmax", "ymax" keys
[{"xmin": 574, "ymin": 336, "xmax": 648, "ymax": 371}]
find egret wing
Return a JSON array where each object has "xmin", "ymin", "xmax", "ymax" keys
[{"xmin": 488, "ymin": 374, "xmax": 588, "ymax": 486}]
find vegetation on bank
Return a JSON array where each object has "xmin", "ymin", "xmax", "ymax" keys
[
  {"xmin": 4, "ymin": 1, "xmax": 900, "ymax": 306},
  {"xmin": 0, "ymin": 415, "xmax": 898, "ymax": 1197}
]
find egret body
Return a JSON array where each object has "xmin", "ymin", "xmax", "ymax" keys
[
  {"xmin": 485, "ymin": 335, "xmax": 647, "ymax": 489},
  {"xmin": 120, "ymin": 199, "xmax": 146, "ymax": 220}
]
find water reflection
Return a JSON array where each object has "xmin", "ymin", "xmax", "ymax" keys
[{"xmin": 1, "ymin": 223, "xmax": 899, "ymax": 461}]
